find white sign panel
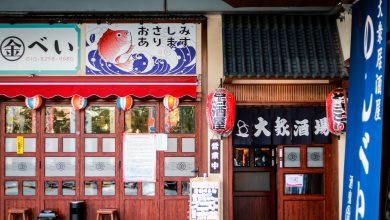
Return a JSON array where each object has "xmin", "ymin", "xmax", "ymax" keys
[
  {"xmin": 156, "ymin": 133, "xmax": 168, "ymax": 151},
  {"xmin": 5, "ymin": 157, "xmax": 36, "ymax": 177},
  {"xmin": 0, "ymin": 24, "xmax": 80, "ymax": 74},
  {"xmin": 190, "ymin": 177, "xmax": 220, "ymax": 220},
  {"xmin": 86, "ymin": 23, "xmax": 196, "ymax": 75},
  {"xmin": 285, "ymin": 174, "xmax": 304, "ymax": 187},
  {"xmin": 123, "ymin": 134, "xmax": 156, "ymax": 182},
  {"xmin": 45, "ymin": 157, "xmax": 76, "ymax": 177}
]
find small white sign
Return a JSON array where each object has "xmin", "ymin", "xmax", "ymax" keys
[
  {"xmin": 190, "ymin": 177, "xmax": 220, "ymax": 220},
  {"xmin": 156, "ymin": 133, "xmax": 168, "ymax": 151},
  {"xmin": 285, "ymin": 174, "xmax": 304, "ymax": 187}
]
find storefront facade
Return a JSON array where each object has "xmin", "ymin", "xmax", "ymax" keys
[
  {"xmin": 0, "ymin": 20, "xmax": 208, "ymax": 220},
  {"xmin": 217, "ymin": 14, "xmax": 347, "ymax": 220},
  {"xmin": 0, "ymin": 7, "xmax": 376, "ymax": 220}
]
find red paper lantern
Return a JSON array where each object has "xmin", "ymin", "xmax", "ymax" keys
[
  {"xmin": 326, "ymin": 88, "xmax": 347, "ymax": 135},
  {"xmin": 71, "ymin": 95, "xmax": 88, "ymax": 110},
  {"xmin": 25, "ymin": 95, "xmax": 42, "ymax": 110},
  {"xmin": 163, "ymin": 95, "xmax": 179, "ymax": 112},
  {"xmin": 116, "ymin": 95, "xmax": 133, "ymax": 111},
  {"xmin": 206, "ymin": 88, "xmax": 236, "ymax": 136}
]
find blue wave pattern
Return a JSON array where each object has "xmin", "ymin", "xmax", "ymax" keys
[{"xmin": 86, "ymin": 41, "xmax": 196, "ymax": 75}]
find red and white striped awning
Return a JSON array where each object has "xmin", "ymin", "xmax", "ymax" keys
[{"xmin": 0, "ymin": 76, "xmax": 197, "ymax": 98}]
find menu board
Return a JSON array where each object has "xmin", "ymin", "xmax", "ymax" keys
[
  {"xmin": 190, "ymin": 177, "xmax": 220, "ymax": 220},
  {"xmin": 123, "ymin": 134, "xmax": 156, "ymax": 182}
]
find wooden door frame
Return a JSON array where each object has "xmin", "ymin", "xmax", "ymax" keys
[
  {"xmin": 224, "ymin": 104, "xmax": 339, "ymax": 220},
  {"xmin": 119, "ymin": 101, "xmax": 160, "ymax": 220},
  {"xmin": 158, "ymin": 101, "xmax": 202, "ymax": 220},
  {"xmin": 276, "ymin": 144, "xmax": 332, "ymax": 220},
  {"xmin": 79, "ymin": 100, "xmax": 120, "ymax": 219},
  {"xmin": 39, "ymin": 100, "xmax": 81, "ymax": 218},
  {"xmin": 0, "ymin": 100, "xmax": 42, "ymax": 220}
]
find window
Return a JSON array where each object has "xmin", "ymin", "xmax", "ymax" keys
[
  {"xmin": 6, "ymin": 106, "xmax": 35, "ymax": 133},
  {"xmin": 164, "ymin": 106, "xmax": 195, "ymax": 134},
  {"xmin": 85, "ymin": 106, "xmax": 115, "ymax": 134},
  {"xmin": 45, "ymin": 106, "xmax": 75, "ymax": 133}
]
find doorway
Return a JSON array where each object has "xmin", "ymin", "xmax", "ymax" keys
[
  {"xmin": 233, "ymin": 146, "xmax": 276, "ymax": 220},
  {"xmin": 230, "ymin": 106, "xmax": 335, "ymax": 220}
]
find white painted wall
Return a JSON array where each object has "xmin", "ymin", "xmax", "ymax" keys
[
  {"xmin": 337, "ymin": 12, "xmax": 351, "ymax": 220},
  {"xmin": 206, "ymin": 14, "xmax": 224, "ymax": 220},
  {"xmin": 337, "ymin": 12, "xmax": 352, "ymax": 61},
  {"xmin": 338, "ymin": 134, "xmax": 346, "ymax": 220}
]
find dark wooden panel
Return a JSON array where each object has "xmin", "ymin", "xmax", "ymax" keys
[
  {"xmin": 224, "ymin": 84, "xmax": 337, "ymax": 104},
  {"xmin": 44, "ymin": 199, "xmax": 74, "ymax": 220},
  {"xmin": 163, "ymin": 199, "xmax": 189, "ymax": 220},
  {"xmin": 3, "ymin": 199, "xmax": 39, "ymax": 220},
  {"xmin": 233, "ymin": 196, "xmax": 272, "ymax": 220},
  {"xmin": 283, "ymin": 201, "xmax": 324, "ymax": 220},
  {"xmin": 124, "ymin": 200, "xmax": 158, "ymax": 220},
  {"xmin": 83, "ymin": 199, "xmax": 118, "ymax": 220}
]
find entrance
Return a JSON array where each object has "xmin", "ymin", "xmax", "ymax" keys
[
  {"xmin": 232, "ymin": 146, "xmax": 276, "ymax": 220},
  {"xmin": 231, "ymin": 106, "xmax": 335, "ymax": 220},
  {"xmin": 276, "ymin": 144, "xmax": 332, "ymax": 220},
  {"xmin": 0, "ymin": 99, "xmax": 201, "ymax": 220}
]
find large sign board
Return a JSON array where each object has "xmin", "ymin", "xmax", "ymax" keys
[
  {"xmin": 86, "ymin": 23, "xmax": 196, "ymax": 75},
  {"xmin": 0, "ymin": 24, "xmax": 80, "ymax": 74},
  {"xmin": 341, "ymin": 0, "xmax": 387, "ymax": 219},
  {"xmin": 123, "ymin": 134, "xmax": 156, "ymax": 182},
  {"xmin": 190, "ymin": 177, "xmax": 220, "ymax": 220}
]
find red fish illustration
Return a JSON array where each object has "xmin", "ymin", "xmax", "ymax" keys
[{"xmin": 97, "ymin": 29, "xmax": 134, "ymax": 71}]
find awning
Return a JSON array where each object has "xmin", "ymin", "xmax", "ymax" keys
[{"xmin": 0, "ymin": 76, "xmax": 198, "ymax": 98}]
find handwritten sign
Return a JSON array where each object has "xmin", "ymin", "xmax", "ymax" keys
[
  {"xmin": 190, "ymin": 177, "xmax": 220, "ymax": 220},
  {"xmin": 16, "ymin": 136, "xmax": 24, "ymax": 154},
  {"xmin": 123, "ymin": 134, "xmax": 156, "ymax": 182}
]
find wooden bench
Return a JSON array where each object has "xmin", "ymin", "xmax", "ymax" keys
[
  {"xmin": 8, "ymin": 208, "xmax": 30, "ymax": 220},
  {"xmin": 96, "ymin": 208, "xmax": 118, "ymax": 220}
]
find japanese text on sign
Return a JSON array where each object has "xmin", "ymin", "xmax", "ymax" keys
[
  {"xmin": 190, "ymin": 177, "xmax": 220, "ymax": 220},
  {"xmin": 0, "ymin": 24, "xmax": 80, "ymax": 74},
  {"xmin": 86, "ymin": 23, "xmax": 196, "ymax": 75}
]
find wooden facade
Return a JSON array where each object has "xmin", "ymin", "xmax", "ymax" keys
[
  {"xmin": 224, "ymin": 82, "xmax": 340, "ymax": 220},
  {"xmin": 0, "ymin": 99, "xmax": 202, "ymax": 220}
]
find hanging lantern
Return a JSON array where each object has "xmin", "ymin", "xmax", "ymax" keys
[
  {"xmin": 116, "ymin": 95, "xmax": 133, "ymax": 111},
  {"xmin": 326, "ymin": 88, "xmax": 347, "ymax": 135},
  {"xmin": 206, "ymin": 88, "xmax": 236, "ymax": 136},
  {"xmin": 71, "ymin": 95, "xmax": 88, "ymax": 110},
  {"xmin": 163, "ymin": 95, "xmax": 179, "ymax": 112},
  {"xmin": 25, "ymin": 95, "xmax": 42, "ymax": 110}
]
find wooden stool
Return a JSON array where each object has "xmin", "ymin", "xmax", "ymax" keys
[
  {"xmin": 96, "ymin": 209, "xmax": 118, "ymax": 220},
  {"xmin": 7, "ymin": 208, "xmax": 29, "ymax": 220}
]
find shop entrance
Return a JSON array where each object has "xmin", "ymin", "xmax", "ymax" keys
[
  {"xmin": 231, "ymin": 106, "xmax": 335, "ymax": 220},
  {"xmin": 232, "ymin": 146, "xmax": 276, "ymax": 220},
  {"xmin": 0, "ymin": 99, "xmax": 200, "ymax": 220}
]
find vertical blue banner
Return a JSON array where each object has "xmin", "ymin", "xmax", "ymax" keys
[{"xmin": 342, "ymin": 0, "xmax": 387, "ymax": 219}]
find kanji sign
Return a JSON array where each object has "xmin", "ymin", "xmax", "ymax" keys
[
  {"xmin": 86, "ymin": 23, "xmax": 196, "ymax": 75},
  {"xmin": 190, "ymin": 177, "xmax": 220, "ymax": 220},
  {"xmin": 16, "ymin": 136, "xmax": 24, "ymax": 155},
  {"xmin": 233, "ymin": 107, "xmax": 330, "ymax": 146},
  {"xmin": 341, "ymin": 0, "xmax": 387, "ymax": 219},
  {"xmin": 0, "ymin": 24, "xmax": 80, "ymax": 74},
  {"xmin": 209, "ymin": 139, "xmax": 221, "ymax": 174}
]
